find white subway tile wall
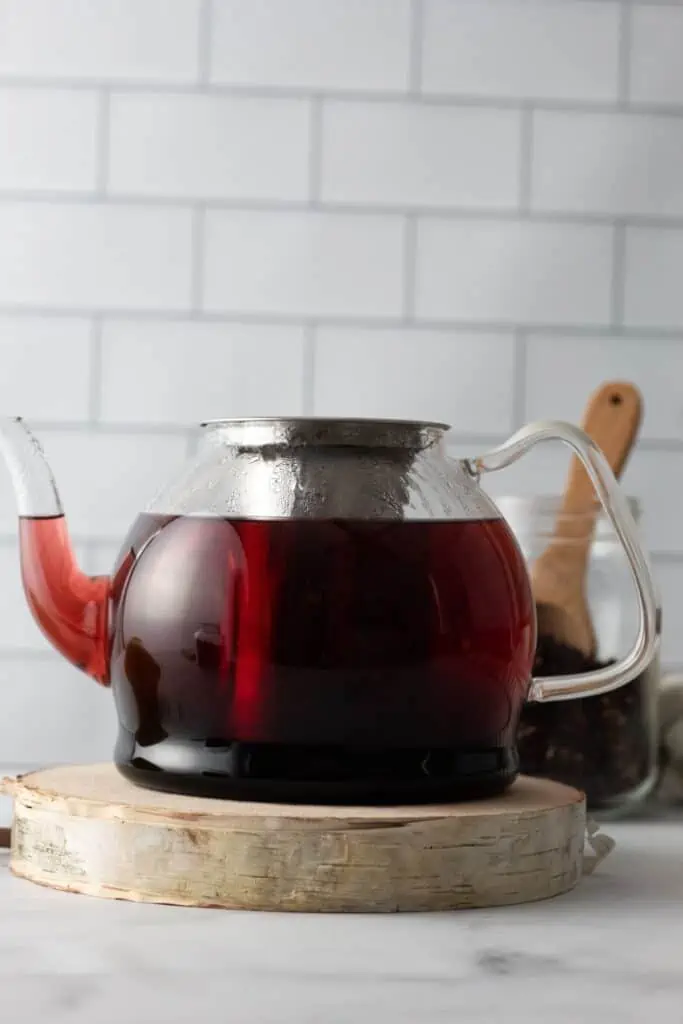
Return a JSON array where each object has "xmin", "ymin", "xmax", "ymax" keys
[
  {"xmin": 202, "ymin": 209, "xmax": 406, "ymax": 317},
  {"xmin": 0, "ymin": 88, "xmax": 98, "ymax": 193},
  {"xmin": 0, "ymin": 0, "xmax": 682, "ymax": 775},
  {"xmin": 313, "ymin": 328, "xmax": 516, "ymax": 431},
  {"xmin": 0, "ymin": 0, "xmax": 201, "ymax": 82},
  {"xmin": 108, "ymin": 94, "xmax": 312, "ymax": 201},
  {"xmin": 100, "ymin": 321, "xmax": 307, "ymax": 424},
  {"xmin": 624, "ymin": 227, "xmax": 683, "ymax": 328},
  {"xmin": 415, "ymin": 219, "xmax": 614, "ymax": 324},
  {"xmin": 0, "ymin": 317, "xmax": 92, "ymax": 419},
  {"xmin": 0, "ymin": 204, "xmax": 194, "ymax": 309},
  {"xmin": 630, "ymin": 5, "xmax": 683, "ymax": 105},
  {"xmin": 320, "ymin": 102, "xmax": 521, "ymax": 209},
  {"xmin": 531, "ymin": 111, "xmax": 683, "ymax": 218},
  {"xmin": 209, "ymin": 0, "xmax": 412, "ymax": 91},
  {"xmin": 421, "ymin": 0, "xmax": 621, "ymax": 101}
]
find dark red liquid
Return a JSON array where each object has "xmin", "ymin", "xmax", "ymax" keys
[
  {"xmin": 111, "ymin": 514, "xmax": 535, "ymax": 802},
  {"xmin": 19, "ymin": 513, "xmax": 536, "ymax": 803},
  {"xmin": 19, "ymin": 515, "xmax": 110, "ymax": 683}
]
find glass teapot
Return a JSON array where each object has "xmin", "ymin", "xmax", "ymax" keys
[{"xmin": 0, "ymin": 416, "xmax": 657, "ymax": 804}]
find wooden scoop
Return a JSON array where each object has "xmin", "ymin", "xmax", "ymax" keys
[{"xmin": 531, "ymin": 380, "xmax": 643, "ymax": 659}]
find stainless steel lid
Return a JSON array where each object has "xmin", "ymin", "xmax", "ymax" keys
[{"xmin": 200, "ymin": 417, "xmax": 450, "ymax": 449}]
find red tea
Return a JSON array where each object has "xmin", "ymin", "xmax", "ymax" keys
[{"xmin": 20, "ymin": 513, "xmax": 535, "ymax": 803}]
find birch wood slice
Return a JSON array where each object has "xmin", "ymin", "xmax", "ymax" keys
[{"xmin": 4, "ymin": 764, "xmax": 586, "ymax": 913}]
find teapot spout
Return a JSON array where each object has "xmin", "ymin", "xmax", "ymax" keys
[{"xmin": 0, "ymin": 417, "xmax": 110, "ymax": 685}]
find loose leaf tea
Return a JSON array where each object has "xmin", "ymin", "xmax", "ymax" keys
[{"xmin": 517, "ymin": 634, "xmax": 656, "ymax": 808}]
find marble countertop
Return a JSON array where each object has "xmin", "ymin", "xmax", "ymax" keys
[{"xmin": 1, "ymin": 819, "xmax": 682, "ymax": 1023}]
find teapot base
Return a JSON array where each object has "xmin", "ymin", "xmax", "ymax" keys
[{"xmin": 114, "ymin": 732, "xmax": 519, "ymax": 805}]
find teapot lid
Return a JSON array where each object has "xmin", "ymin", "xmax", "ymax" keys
[{"xmin": 200, "ymin": 417, "xmax": 450, "ymax": 449}]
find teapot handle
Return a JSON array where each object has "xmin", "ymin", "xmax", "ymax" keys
[{"xmin": 466, "ymin": 420, "xmax": 659, "ymax": 703}]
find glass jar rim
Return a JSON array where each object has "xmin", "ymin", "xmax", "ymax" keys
[
  {"xmin": 494, "ymin": 494, "xmax": 641, "ymax": 517},
  {"xmin": 494, "ymin": 494, "xmax": 641, "ymax": 540}
]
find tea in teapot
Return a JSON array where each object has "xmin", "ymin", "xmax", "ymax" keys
[{"xmin": 0, "ymin": 417, "xmax": 658, "ymax": 804}]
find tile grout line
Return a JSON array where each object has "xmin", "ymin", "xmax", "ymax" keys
[
  {"xmin": 95, "ymin": 90, "xmax": 110, "ymax": 196},
  {"xmin": 2, "ymin": 307, "xmax": 683, "ymax": 338},
  {"xmin": 511, "ymin": 332, "xmax": 528, "ymax": 430},
  {"xmin": 6, "ymin": 420, "xmax": 203, "ymax": 436},
  {"xmin": 2, "ymin": 75, "xmax": 683, "ymax": 111},
  {"xmin": 198, "ymin": 0, "xmax": 213, "ymax": 85},
  {"xmin": 611, "ymin": 222, "xmax": 627, "ymax": 327},
  {"xmin": 0, "ymin": 180, "xmax": 673, "ymax": 224},
  {"xmin": 518, "ymin": 106, "xmax": 534, "ymax": 211},
  {"xmin": 191, "ymin": 206, "xmax": 206, "ymax": 313},
  {"xmin": 402, "ymin": 215, "xmax": 418, "ymax": 321},
  {"xmin": 618, "ymin": 1, "xmax": 633, "ymax": 107},
  {"xmin": 301, "ymin": 324, "xmax": 317, "ymax": 415},
  {"xmin": 8, "ymin": 191, "xmax": 683, "ymax": 232},
  {"xmin": 308, "ymin": 98, "xmax": 323, "ymax": 204},
  {"xmin": 409, "ymin": 0, "xmax": 424, "ymax": 93},
  {"xmin": 88, "ymin": 317, "xmax": 103, "ymax": 423}
]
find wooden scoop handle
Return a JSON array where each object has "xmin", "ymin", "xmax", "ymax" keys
[
  {"xmin": 560, "ymin": 380, "xmax": 642, "ymax": 519},
  {"xmin": 535, "ymin": 380, "xmax": 642, "ymax": 578}
]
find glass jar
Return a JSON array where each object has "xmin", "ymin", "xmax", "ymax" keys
[{"xmin": 496, "ymin": 496, "xmax": 661, "ymax": 819}]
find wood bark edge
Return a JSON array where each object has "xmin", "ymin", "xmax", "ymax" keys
[{"xmin": 6, "ymin": 765, "xmax": 587, "ymax": 913}]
